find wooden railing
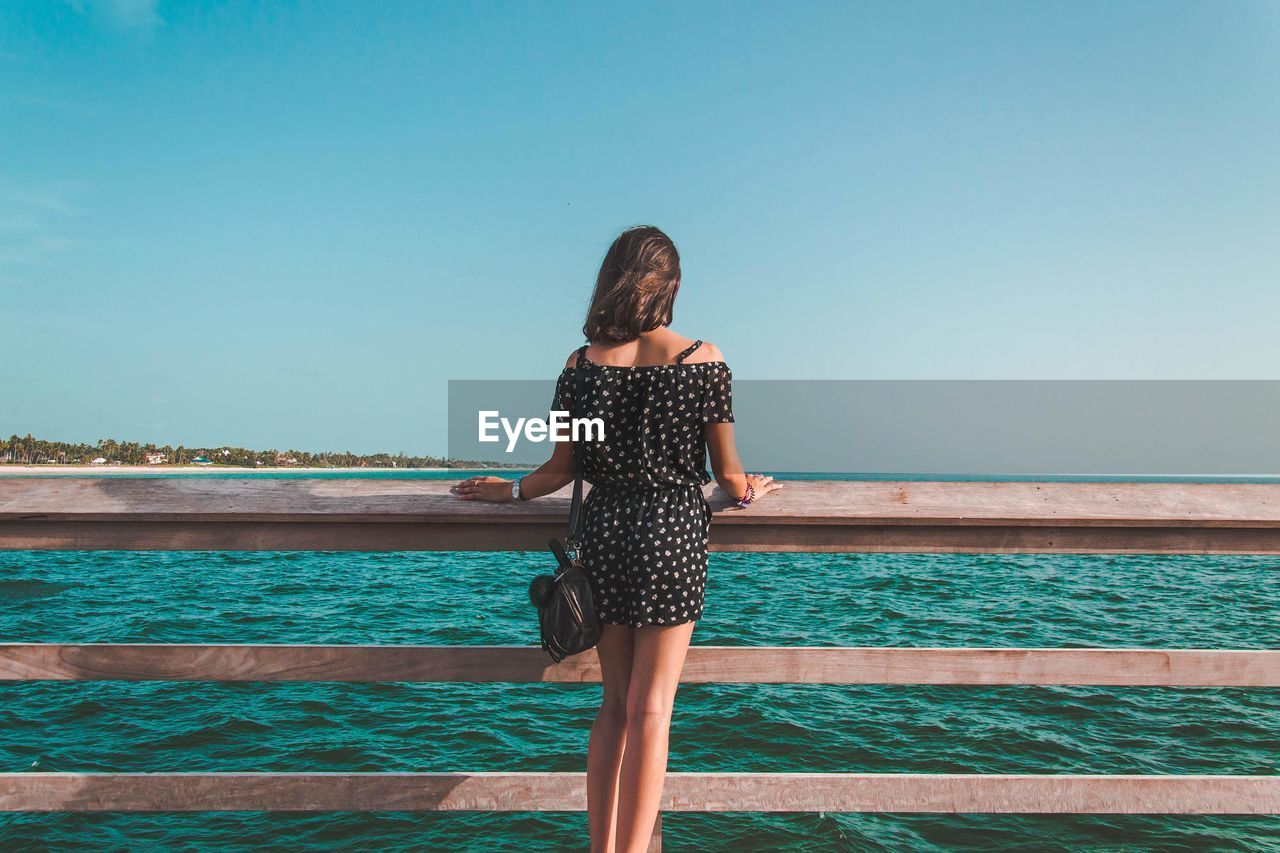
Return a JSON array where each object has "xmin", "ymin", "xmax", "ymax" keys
[
  {"xmin": 3, "ymin": 643, "xmax": 1278, "ymax": 686},
  {"xmin": 4, "ymin": 478, "xmax": 1280, "ymax": 553},
  {"xmin": 2, "ymin": 478, "xmax": 1279, "ymax": 845}
]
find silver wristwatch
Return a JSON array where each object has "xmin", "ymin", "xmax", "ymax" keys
[{"xmin": 511, "ymin": 478, "xmax": 522, "ymax": 501}]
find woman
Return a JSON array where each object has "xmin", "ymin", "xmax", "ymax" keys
[{"xmin": 454, "ymin": 225, "xmax": 779, "ymax": 852}]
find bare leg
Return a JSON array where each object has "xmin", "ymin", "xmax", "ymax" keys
[
  {"xmin": 614, "ymin": 622, "xmax": 695, "ymax": 853},
  {"xmin": 588, "ymin": 623, "xmax": 634, "ymax": 853}
]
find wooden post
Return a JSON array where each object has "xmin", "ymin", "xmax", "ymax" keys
[{"xmin": 648, "ymin": 812, "xmax": 662, "ymax": 852}]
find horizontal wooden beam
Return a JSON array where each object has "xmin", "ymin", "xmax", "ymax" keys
[
  {"xmin": 7, "ymin": 478, "xmax": 1280, "ymax": 526},
  {"xmin": 5, "ymin": 520, "xmax": 1280, "ymax": 553},
  {"xmin": 3, "ymin": 479, "xmax": 1280, "ymax": 553},
  {"xmin": 2, "ymin": 644, "xmax": 1276, "ymax": 686},
  {"xmin": 2, "ymin": 772, "xmax": 1277, "ymax": 814}
]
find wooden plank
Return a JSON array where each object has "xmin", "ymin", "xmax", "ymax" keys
[
  {"xmin": 4, "ymin": 479, "xmax": 1279, "ymax": 553},
  {"xmin": 3, "ymin": 478, "xmax": 1278, "ymax": 526},
  {"xmin": 2, "ymin": 645, "xmax": 1276, "ymax": 686},
  {"xmin": 5, "ymin": 519, "xmax": 1280, "ymax": 553},
  {"xmin": 2, "ymin": 772, "xmax": 1277, "ymax": 814}
]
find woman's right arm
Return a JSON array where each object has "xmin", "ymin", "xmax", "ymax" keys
[
  {"xmin": 452, "ymin": 349, "xmax": 581, "ymax": 503},
  {"xmin": 517, "ymin": 438, "xmax": 576, "ymax": 499}
]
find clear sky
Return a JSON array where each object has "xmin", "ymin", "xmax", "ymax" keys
[{"xmin": 2, "ymin": 1, "xmax": 1278, "ymax": 455}]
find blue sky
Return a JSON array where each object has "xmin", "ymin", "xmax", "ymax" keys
[{"xmin": 2, "ymin": 1, "xmax": 1277, "ymax": 454}]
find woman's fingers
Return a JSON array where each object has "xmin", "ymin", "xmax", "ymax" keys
[
  {"xmin": 453, "ymin": 478, "xmax": 502, "ymax": 499},
  {"xmin": 749, "ymin": 478, "xmax": 782, "ymax": 498}
]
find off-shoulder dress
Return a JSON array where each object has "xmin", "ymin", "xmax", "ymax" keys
[{"xmin": 551, "ymin": 340, "xmax": 734, "ymax": 627}]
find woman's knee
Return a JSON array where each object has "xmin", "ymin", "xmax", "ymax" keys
[
  {"xmin": 597, "ymin": 691, "xmax": 628, "ymax": 727},
  {"xmin": 624, "ymin": 688, "xmax": 673, "ymax": 729}
]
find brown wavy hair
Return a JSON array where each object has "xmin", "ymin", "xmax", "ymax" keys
[{"xmin": 583, "ymin": 226, "xmax": 681, "ymax": 343}]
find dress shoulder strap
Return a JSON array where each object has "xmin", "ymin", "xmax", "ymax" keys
[{"xmin": 674, "ymin": 340, "xmax": 703, "ymax": 364}]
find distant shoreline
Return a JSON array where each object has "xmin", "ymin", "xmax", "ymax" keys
[
  {"xmin": 0, "ymin": 465, "xmax": 516, "ymax": 475},
  {"xmin": 1, "ymin": 465, "xmax": 1274, "ymax": 481}
]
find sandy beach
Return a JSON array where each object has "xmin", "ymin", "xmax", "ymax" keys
[{"xmin": 0, "ymin": 465, "xmax": 506, "ymax": 476}]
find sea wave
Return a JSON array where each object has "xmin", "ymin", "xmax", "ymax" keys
[{"xmin": 1, "ymin": 550, "xmax": 1277, "ymax": 849}]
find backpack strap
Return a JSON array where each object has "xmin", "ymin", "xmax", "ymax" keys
[
  {"xmin": 566, "ymin": 346, "xmax": 589, "ymax": 551},
  {"xmin": 675, "ymin": 340, "xmax": 703, "ymax": 364}
]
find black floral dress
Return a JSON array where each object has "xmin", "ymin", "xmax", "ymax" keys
[{"xmin": 552, "ymin": 340, "xmax": 734, "ymax": 627}]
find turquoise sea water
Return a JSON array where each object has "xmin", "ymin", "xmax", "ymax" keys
[{"xmin": 2, "ymin": 474, "xmax": 1279, "ymax": 849}]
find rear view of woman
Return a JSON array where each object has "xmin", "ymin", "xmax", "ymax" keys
[{"xmin": 454, "ymin": 225, "xmax": 779, "ymax": 852}]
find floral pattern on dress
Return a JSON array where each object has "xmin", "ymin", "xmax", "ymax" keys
[{"xmin": 551, "ymin": 341, "xmax": 733, "ymax": 627}]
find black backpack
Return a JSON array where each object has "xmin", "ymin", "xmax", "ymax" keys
[{"xmin": 527, "ymin": 348, "xmax": 602, "ymax": 662}]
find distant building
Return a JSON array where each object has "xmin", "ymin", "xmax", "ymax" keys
[
  {"xmin": 90, "ymin": 457, "xmax": 108, "ymax": 465},
  {"xmin": 192, "ymin": 456, "xmax": 212, "ymax": 465},
  {"xmin": 145, "ymin": 452, "xmax": 166, "ymax": 465}
]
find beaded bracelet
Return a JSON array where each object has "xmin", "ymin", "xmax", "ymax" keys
[{"xmin": 737, "ymin": 482, "xmax": 756, "ymax": 509}]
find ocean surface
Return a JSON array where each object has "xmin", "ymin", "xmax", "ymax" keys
[{"xmin": 1, "ymin": 473, "xmax": 1278, "ymax": 850}]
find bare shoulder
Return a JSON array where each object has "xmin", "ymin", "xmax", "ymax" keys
[
  {"xmin": 684, "ymin": 340, "xmax": 726, "ymax": 365},
  {"xmin": 563, "ymin": 347, "xmax": 584, "ymax": 369}
]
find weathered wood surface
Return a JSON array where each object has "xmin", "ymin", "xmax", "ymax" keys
[
  {"xmin": 5, "ymin": 478, "xmax": 1279, "ymax": 524},
  {"xmin": 3, "ymin": 772, "xmax": 1277, "ymax": 814},
  {"xmin": 2, "ymin": 644, "xmax": 1277, "ymax": 686},
  {"xmin": 2, "ymin": 479, "xmax": 1279, "ymax": 552}
]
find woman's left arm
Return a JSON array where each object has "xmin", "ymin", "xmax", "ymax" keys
[{"xmin": 452, "ymin": 437, "xmax": 575, "ymax": 502}]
